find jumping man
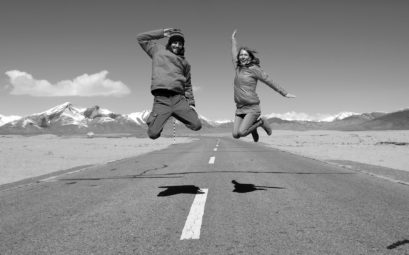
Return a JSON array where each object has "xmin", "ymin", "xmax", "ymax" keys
[{"xmin": 137, "ymin": 28, "xmax": 202, "ymax": 139}]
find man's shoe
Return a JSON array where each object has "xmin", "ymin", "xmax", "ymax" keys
[
  {"xmin": 251, "ymin": 129, "xmax": 259, "ymax": 142},
  {"xmin": 261, "ymin": 117, "xmax": 272, "ymax": 136}
]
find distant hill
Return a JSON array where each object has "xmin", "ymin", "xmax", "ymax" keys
[
  {"xmin": 263, "ymin": 112, "xmax": 388, "ymax": 131},
  {"xmin": 349, "ymin": 109, "xmax": 409, "ymax": 130},
  {"xmin": 1, "ymin": 103, "xmax": 408, "ymax": 135},
  {"xmin": 0, "ymin": 102, "xmax": 230, "ymax": 136}
]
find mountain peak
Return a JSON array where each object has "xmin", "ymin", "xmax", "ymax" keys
[
  {"xmin": 0, "ymin": 114, "xmax": 22, "ymax": 127},
  {"xmin": 38, "ymin": 102, "xmax": 73, "ymax": 116},
  {"xmin": 126, "ymin": 110, "xmax": 151, "ymax": 125},
  {"xmin": 321, "ymin": 112, "xmax": 360, "ymax": 122}
]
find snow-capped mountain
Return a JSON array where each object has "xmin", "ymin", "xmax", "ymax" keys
[
  {"xmin": 0, "ymin": 102, "xmax": 232, "ymax": 135},
  {"xmin": 0, "ymin": 102, "xmax": 145, "ymax": 134},
  {"xmin": 320, "ymin": 112, "xmax": 360, "ymax": 122},
  {"xmin": 199, "ymin": 115, "xmax": 232, "ymax": 127},
  {"xmin": 264, "ymin": 111, "xmax": 360, "ymax": 122},
  {"xmin": 1, "ymin": 103, "xmax": 408, "ymax": 134},
  {"xmin": 125, "ymin": 110, "xmax": 151, "ymax": 125},
  {"xmin": 35, "ymin": 102, "xmax": 88, "ymax": 127},
  {"xmin": 125, "ymin": 111, "xmax": 232, "ymax": 127},
  {"xmin": 0, "ymin": 114, "xmax": 22, "ymax": 127}
]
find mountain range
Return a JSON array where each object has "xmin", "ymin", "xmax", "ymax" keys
[{"xmin": 1, "ymin": 102, "xmax": 409, "ymax": 136}]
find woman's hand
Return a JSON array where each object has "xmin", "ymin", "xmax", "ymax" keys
[{"xmin": 232, "ymin": 29, "xmax": 237, "ymax": 39}]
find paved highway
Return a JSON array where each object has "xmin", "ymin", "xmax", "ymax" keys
[{"xmin": 1, "ymin": 136, "xmax": 408, "ymax": 254}]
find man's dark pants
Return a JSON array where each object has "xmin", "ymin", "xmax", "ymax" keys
[{"xmin": 146, "ymin": 92, "xmax": 202, "ymax": 139}]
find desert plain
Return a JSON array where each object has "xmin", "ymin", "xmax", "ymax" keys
[
  {"xmin": 0, "ymin": 135, "xmax": 193, "ymax": 185},
  {"xmin": 1, "ymin": 130, "xmax": 409, "ymax": 186},
  {"xmin": 255, "ymin": 130, "xmax": 409, "ymax": 171}
]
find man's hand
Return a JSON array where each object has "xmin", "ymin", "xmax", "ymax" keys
[{"xmin": 164, "ymin": 28, "xmax": 182, "ymax": 37}]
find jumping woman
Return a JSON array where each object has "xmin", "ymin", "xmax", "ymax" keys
[{"xmin": 231, "ymin": 29, "xmax": 296, "ymax": 142}]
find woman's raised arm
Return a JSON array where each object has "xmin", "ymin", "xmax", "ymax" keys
[{"xmin": 231, "ymin": 29, "xmax": 239, "ymax": 68}]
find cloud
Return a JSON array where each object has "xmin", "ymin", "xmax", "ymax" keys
[{"xmin": 5, "ymin": 70, "xmax": 131, "ymax": 97}]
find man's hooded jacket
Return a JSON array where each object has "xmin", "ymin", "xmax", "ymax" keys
[{"xmin": 137, "ymin": 29, "xmax": 195, "ymax": 106}]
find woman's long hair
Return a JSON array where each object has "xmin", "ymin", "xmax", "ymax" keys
[{"xmin": 236, "ymin": 47, "xmax": 260, "ymax": 67}]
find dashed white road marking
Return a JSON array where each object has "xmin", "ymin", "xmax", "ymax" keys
[
  {"xmin": 180, "ymin": 188, "xmax": 209, "ymax": 240},
  {"xmin": 40, "ymin": 176, "xmax": 57, "ymax": 182},
  {"xmin": 40, "ymin": 169, "xmax": 84, "ymax": 182},
  {"xmin": 67, "ymin": 170, "xmax": 81, "ymax": 175},
  {"xmin": 208, "ymin": 156, "xmax": 215, "ymax": 164},
  {"xmin": 213, "ymin": 148, "xmax": 218, "ymax": 151}
]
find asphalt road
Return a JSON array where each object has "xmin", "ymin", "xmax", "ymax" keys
[{"xmin": 1, "ymin": 136, "xmax": 408, "ymax": 255}]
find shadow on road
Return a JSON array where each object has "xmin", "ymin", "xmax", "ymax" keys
[
  {"xmin": 232, "ymin": 180, "xmax": 285, "ymax": 193},
  {"xmin": 157, "ymin": 185, "xmax": 204, "ymax": 197},
  {"xmin": 387, "ymin": 239, "xmax": 409, "ymax": 250}
]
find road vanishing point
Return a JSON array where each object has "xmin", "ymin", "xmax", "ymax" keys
[{"xmin": 1, "ymin": 136, "xmax": 409, "ymax": 254}]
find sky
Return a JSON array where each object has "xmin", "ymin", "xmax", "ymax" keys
[{"xmin": 1, "ymin": 0, "xmax": 408, "ymax": 120}]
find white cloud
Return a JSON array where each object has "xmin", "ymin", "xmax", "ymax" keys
[{"xmin": 5, "ymin": 70, "xmax": 131, "ymax": 97}]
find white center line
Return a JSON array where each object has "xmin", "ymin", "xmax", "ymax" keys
[
  {"xmin": 40, "ymin": 176, "xmax": 57, "ymax": 182},
  {"xmin": 213, "ymin": 148, "xmax": 218, "ymax": 151},
  {"xmin": 40, "ymin": 169, "xmax": 83, "ymax": 182},
  {"xmin": 180, "ymin": 188, "xmax": 209, "ymax": 240},
  {"xmin": 208, "ymin": 156, "xmax": 215, "ymax": 164},
  {"xmin": 66, "ymin": 169, "xmax": 81, "ymax": 175}
]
